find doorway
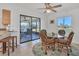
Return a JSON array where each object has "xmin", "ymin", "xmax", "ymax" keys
[{"xmin": 20, "ymin": 14, "xmax": 41, "ymax": 43}]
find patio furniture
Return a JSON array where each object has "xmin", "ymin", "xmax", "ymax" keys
[
  {"xmin": 57, "ymin": 32, "xmax": 74, "ymax": 55},
  {"xmin": 42, "ymin": 29, "xmax": 53, "ymax": 39},
  {"xmin": 39, "ymin": 30, "xmax": 55, "ymax": 54}
]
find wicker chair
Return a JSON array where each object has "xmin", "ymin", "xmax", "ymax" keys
[
  {"xmin": 39, "ymin": 30, "xmax": 55, "ymax": 54},
  {"xmin": 57, "ymin": 32, "xmax": 74, "ymax": 56},
  {"xmin": 40, "ymin": 29, "xmax": 53, "ymax": 40}
]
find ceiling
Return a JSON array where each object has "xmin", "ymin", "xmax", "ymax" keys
[
  {"xmin": 1, "ymin": 3, "xmax": 79, "ymax": 13},
  {"xmin": 15, "ymin": 3, "xmax": 79, "ymax": 12}
]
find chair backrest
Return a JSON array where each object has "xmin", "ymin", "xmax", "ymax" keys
[
  {"xmin": 67, "ymin": 32, "xmax": 74, "ymax": 45},
  {"xmin": 58, "ymin": 29, "xmax": 65, "ymax": 36},
  {"xmin": 41, "ymin": 29, "xmax": 47, "ymax": 35},
  {"xmin": 39, "ymin": 30, "xmax": 48, "ymax": 43}
]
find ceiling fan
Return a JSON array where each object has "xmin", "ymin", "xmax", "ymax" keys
[{"xmin": 39, "ymin": 3, "xmax": 62, "ymax": 13}]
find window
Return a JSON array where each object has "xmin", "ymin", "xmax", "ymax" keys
[
  {"xmin": 57, "ymin": 16, "xmax": 72, "ymax": 28},
  {"xmin": 57, "ymin": 16, "xmax": 72, "ymax": 35},
  {"xmin": 64, "ymin": 16, "xmax": 71, "ymax": 27},
  {"xmin": 57, "ymin": 17, "xmax": 64, "ymax": 27}
]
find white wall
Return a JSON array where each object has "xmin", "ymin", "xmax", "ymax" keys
[
  {"xmin": 0, "ymin": 3, "xmax": 47, "ymax": 44},
  {"xmin": 70, "ymin": 9, "xmax": 79, "ymax": 43},
  {"xmin": 46, "ymin": 8, "xmax": 79, "ymax": 44}
]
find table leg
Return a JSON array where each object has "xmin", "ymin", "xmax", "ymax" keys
[
  {"xmin": 8, "ymin": 40, "xmax": 10, "ymax": 56},
  {"xmin": 2, "ymin": 42, "xmax": 6, "ymax": 54},
  {"xmin": 12, "ymin": 37, "xmax": 14, "ymax": 52},
  {"xmin": 15, "ymin": 36, "xmax": 17, "ymax": 48},
  {"xmin": 2, "ymin": 42, "xmax": 5, "ymax": 54},
  {"xmin": 4, "ymin": 42, "xmax": 6, "ymax": 53}
]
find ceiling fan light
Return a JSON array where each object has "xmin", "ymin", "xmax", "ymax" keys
[{"xmin": 46, "ymin": 9, "xmax": 51, "ymax": 13}]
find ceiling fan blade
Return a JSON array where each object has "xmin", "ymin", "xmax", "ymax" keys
[
  {"xmin": 52, "ymin": 4, "xmax": 62, "ymax": 8},
  {"xmin": 51, "ymin": 9, "xmax": 56, "ymax": 12},
  {"xmin": 45, "ymin": 3, "xmax": 50, "ymax": 8},
  {"xmin": 45, "ymin": 3, "xmax": 50, "ymax": 5}
]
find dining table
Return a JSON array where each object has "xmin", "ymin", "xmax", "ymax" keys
[{"xmin": 47, "ymin": 33, "xmax": 65, "ymax": 49}]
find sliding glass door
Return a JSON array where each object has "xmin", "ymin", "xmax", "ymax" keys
[
  {"xmin": 20, "ymin": 15, "xmax": 41, "ymax": 43},
  {"xmin": 32, "ymin": 18, "xmax": 40, "ymax": 40},
  {"xmin": 20, "ymin": 16, "xmax": 32, "ymax": 43}
]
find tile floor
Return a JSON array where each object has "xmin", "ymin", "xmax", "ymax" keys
[{"xmin": 0, "ymin": 39, "xmax": 40, "ymax": 56}]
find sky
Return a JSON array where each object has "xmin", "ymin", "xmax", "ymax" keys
[{"xmin": 57, "ymin": 16, "xmax": 71, "ymax": 26}]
